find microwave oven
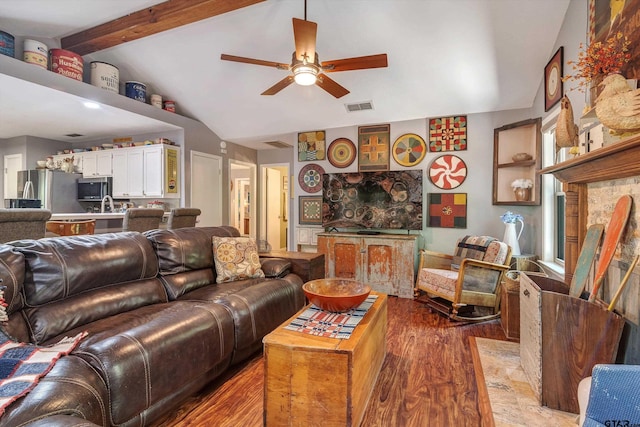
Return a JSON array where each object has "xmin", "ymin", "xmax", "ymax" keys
[{"xmin": 77, "ymin": 177, "xmax": 112, "ymax": 201}]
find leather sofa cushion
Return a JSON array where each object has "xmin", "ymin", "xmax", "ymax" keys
[
  {"xmin": 145, "ymin": 227, "xmax": 240, "ymax": 298},
  {"xmin": 179, "ymin": 274, "xmax": 304, "ymax": 364},
  {"xmin": 68, "ymin": 300, "xmax": 235, "ymax": 426},
  {"xmin": 12, "ymin": 233, "xmax": 163, "ymax": 344},
  {"xmin": 12, "ymin": 232, "xmax": 159, "ymax": 306}
]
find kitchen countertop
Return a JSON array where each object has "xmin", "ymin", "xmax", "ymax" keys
[{"xmin": 51, "ymin": 212, "xmax": 169, "ymax": 221}]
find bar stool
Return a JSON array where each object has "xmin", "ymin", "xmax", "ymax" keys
[
  {"xmin": 167, "ymin": 208, "xmax": 201, "ymax": 229},
  {"xmin": 122, "ymin": 208, "xmax": 164, "ymax": 233},
  {"xmin": 0, "ymin": 208, "xmax": 52, "ymax": 243}
]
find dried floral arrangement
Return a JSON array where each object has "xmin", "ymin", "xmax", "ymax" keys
[{"xmin": 563, "ymin": 32, "xmax": 631, "ymax": 91}]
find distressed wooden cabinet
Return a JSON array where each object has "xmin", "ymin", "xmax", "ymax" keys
[{"xmin": 317, "ymin": 232, "xmax": 417, "ymax": 298}]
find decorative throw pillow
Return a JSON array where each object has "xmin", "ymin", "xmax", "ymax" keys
[{"xmin": 212, "ymin": 236, "xmax": 265, "ymax": 284}]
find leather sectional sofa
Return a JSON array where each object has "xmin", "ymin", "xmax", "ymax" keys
[{"xmin": 0, "ymin": 226, "xmax": 305, "ymax": 427}]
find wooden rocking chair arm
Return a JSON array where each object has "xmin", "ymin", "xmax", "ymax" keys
[
  {"xmin": 418, "ymin": 249, "xmax": 453, "ymax": 270},
  {"xmin": 458, "ymin": 258, "xmax": 510, "ymax": 272}
]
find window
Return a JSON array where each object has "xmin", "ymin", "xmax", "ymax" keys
[{"xmin": 541, "ymin": 119, "xmax": 566, "ymax": 272}]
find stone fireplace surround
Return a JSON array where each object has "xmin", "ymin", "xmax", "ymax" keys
[{"xmin": 541, "ymin": 135, "xmax": 640, "ymax": 364}]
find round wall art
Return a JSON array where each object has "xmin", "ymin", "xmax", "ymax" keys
[
  {"xmin": 327, "ymin": 137, "xmax": 356, "ymax": 168},
  {"xmin": 429, "ymin": 154, "xmax": 467, "ymax": 189},
  {"xmin": 392, "ymin": 133, "xmax": 426, "ymax": 167},
  {"xmin": 298, "ymin": 163, "xmax": 325, "ymax": 193}
]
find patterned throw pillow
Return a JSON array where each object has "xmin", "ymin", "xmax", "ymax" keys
[{"xmin": 212, "ymin": 236, "xmax": 265, "ymax": 284}]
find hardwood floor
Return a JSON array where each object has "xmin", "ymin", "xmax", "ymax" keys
[{"xmin": 153, "ymin": 296, "xmax": 508, "ymax": 427}]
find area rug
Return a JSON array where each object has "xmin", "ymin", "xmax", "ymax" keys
[
  {"xmin": 469, "ymin": 336, "xmax": 577, "ymax": 427},
  {"xmin": 284, "ymin": 294, "xmax": 378, "ymax": 339},
  {"xmin": 0, "ymin": 330, "xmax": 87, "ymax": 415}
]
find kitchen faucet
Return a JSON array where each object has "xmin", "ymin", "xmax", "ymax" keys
[{"xmin": 100, "ymin": 195, "xmax": 114, "ymax": 213}]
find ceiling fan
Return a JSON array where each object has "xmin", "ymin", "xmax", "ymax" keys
[{"xmin": 220, "ymin": 5, "xmax": 388, "ymax": 98}]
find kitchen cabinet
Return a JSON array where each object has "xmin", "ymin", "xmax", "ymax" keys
[
  {"xmin": 112, "ymin": 148, "xmax": 144, "ymax": 198},
  {"xmin": 81, "ymin": 151, "xmax": 113, "ymax": 177},
  {"xmin": 317, "ymin": 232, "xmax": 417, "ymax": 298},
  {"xmin": 493, "ymin": 118, "xmax": 542, "ymax": 205},
  {"xmin": 112, "ymin": 145, "xmax": 180, "ymax": 199}
]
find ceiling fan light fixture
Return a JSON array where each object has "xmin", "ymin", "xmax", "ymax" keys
[{"xmin": 292, "ymin": 64, "xmax": 318, "ymax": 86}]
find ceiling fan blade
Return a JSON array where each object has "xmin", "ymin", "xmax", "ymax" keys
[
  {"xmin": 261, "ymin": 76, "xmax": 295, "ymax": 95},
  {"xmin": 315, "ymin": 74, "xmax": 350, "ymax": 98},
  {"xmin": 221, "ymin": 54, "xmax": 289, "ymax": 70},
  {"xmin": 321, "ymin": 54, "xmax": 388, "ymax": 72},
  {"xmin": 292, "ymin": 17, "xmax": 317, "ymax": 63}
]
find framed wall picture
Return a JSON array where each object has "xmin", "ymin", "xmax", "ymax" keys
[
  {"xmin": 428, "ymin": 154, "xmax": 467, "ymax": 189},
  {"xmin": 427, "ymin": 193, "xmax": 467, "ymax": 228},
  {"xmin": 392, "ymin": 133, "xmax": 427, "ymax": 167},
  {"xmin": 298, "ymin": 163, "xmax": 325, "ymax": 193},
  {"xmin": 358, "ymin": 124, "xmax": 390, "ymax": 172},
  {"xmin": 327, "ymin": 137, "xmax": 356, "ymax": 168},
  {"xmin": 544, "ymin": 47, "xmax": 563, "ymax": 112},
  {"xmin": 428, "ymin": 116, "xmax": 467, "ymax": 152},
  {"xmin": 298, "ymin": 130, "xmax": 326, "ymax": 161},
  {"xmin": 299, "ymin": 196, "xmax": 323, "ymax": 225}
]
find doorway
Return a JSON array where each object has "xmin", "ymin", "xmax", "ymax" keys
[
  {"xmin": 3, "ymin": 154, "xmax": 22, "ymax": 203},
  {"xmin": 229, "ymin": 160, "xmax": 256, "ymax": 240},
  {"xmin": 260, "ymin": 164, "xmax": 289, "ymax": 251},
  {"xmin": 191, "ymin": 151, "xmax": 222, "ymax": 227}
]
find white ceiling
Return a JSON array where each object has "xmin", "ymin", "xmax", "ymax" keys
[{"xmin": 0, "ymin": 0, "xmax": 571, "ymax": 150}]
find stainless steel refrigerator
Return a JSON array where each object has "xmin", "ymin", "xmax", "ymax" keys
[{"xmin": 16, "ymin": 170, "xmax": 85, "ymax": 213}]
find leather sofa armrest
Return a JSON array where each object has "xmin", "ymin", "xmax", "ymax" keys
[
  {"xmin": 20, "ymin": 415, "xmax": 102, "ymax": 427},
  {"xmin": 260, "ymin": 258, "xmax": 291, "ymax": 278}
]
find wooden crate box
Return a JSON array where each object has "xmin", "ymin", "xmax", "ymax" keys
[{"xmin": 519, "ymin": 273, "xmax": 625, "ymax": 414}]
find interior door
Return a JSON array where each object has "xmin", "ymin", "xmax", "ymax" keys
[
  {"xmin": 266, "ymin": 167, "xmax": 282, "ymax": 250},
  {"xmin": 3, "ymin": 154, "xmax": 22, "ymax": 200},
  {"xmin": 191, "ymin": 151, "xmax": 222, "ymax": 227}
]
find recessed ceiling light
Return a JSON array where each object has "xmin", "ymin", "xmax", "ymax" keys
[{"xmin": 83, "ymin": 101, "xmax": 100, "ymax": 109}]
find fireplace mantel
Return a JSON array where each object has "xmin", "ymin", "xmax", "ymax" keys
[
  {"xmin": 540, "ymin": 134, "xmax": 640, "ymax": 183},
  {"xmin": 540, "ymin": 134, "xmax": 640, "ymax": 283}
]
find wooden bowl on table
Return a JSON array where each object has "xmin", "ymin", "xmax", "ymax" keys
[{"xmin": 302, "ymin": 278, "xmax": 371, "ymax": 312}]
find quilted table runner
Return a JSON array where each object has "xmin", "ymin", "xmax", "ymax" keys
[
  {"xmin": 0, "ymin": 329, "xmax": 87, "ymax": 415},
  {"xmin": 285, "ymin": 295, "xmax": 378, "ymax": 339}
]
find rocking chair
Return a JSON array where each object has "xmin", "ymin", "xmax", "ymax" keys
[{"xmin": 414, "ymin": 235, "xmax": 512, "ymax": 322}]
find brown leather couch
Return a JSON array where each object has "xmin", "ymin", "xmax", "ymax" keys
[{"xmin": 0, "ymin": 226, "xmax": 304, "ymax": 427}]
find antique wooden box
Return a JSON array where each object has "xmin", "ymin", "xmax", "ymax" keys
[
  {"xmin": 263, "ymin": 292, "xmax": 387, "ymax": 426},
  {"xmin": 519, "ymin": 273, "xmax": 625, "ymax": 414}
]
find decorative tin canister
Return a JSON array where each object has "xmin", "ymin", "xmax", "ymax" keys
[
  {"xmin": 163, "ymin": 100, "xmax": 176, "ymax": 112},
  {"xmin": 90, "ymin": 61, "xmax": 119, "ymax": 93},
  {"xmin": 49, "ymin": 48, "xmax": 83, "ymax": 81},
  {"xmin": 125, "ymin": 81, "xmax": 146, "ymax": 102},
  {"xmin": 0, "ymin": 30, "xmax": 15, "ymax": 58},
  {"xmin": 23, "ymin": 39, "xmax": 48, "ymax": 69},
  {"xmin": 150, "ymin": 94, "xmax": 162, "ymax": 108}
]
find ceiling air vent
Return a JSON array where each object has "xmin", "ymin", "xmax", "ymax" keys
[
  {"xmin": 64, "ymin": 133, "xmax": 84, "ymax": 137},
  {"xmin": 345, "ymin": 101, "xmax": 374, "ymax": 113},
  {"xmin": 264, "ymin": 141, "xmax": 292, "ymax": 149}
]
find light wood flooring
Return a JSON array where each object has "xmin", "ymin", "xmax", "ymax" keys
[{"xmin": 153, "ymin": 296, "xmax": 508, "ymax": 427}]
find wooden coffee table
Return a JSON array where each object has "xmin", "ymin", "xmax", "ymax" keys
[{"xmin": 263, "ymin": 291, "xmax": 387, "ymax": 427}]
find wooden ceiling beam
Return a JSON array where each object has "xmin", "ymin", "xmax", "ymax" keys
[{"xmin": 61, "ymin": 0, "xmax": 265, "ymax": 56}]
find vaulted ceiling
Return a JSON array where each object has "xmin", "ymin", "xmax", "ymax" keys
[{"xmin": 0, "ymin": 0, "xmax": 571, "ymax": 150}]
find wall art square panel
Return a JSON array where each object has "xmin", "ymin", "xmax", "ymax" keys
[
  {"xmin": 428, "ymin": 116, "xmax": 467, "ymax": 152},
  {"xmin": 299, "ymin": 196, "xmax": 323, "ymax": 225},
  {"xmin": 298, "ymin": 130, "xmax": 326, "ymax": 161},
  {"xmin": 358, "ymin": 124, "xmax": 390, "ymax": 172},
  {"xmin": 427, "ymin": 193, "xmax": 467, "ymax": 228}
]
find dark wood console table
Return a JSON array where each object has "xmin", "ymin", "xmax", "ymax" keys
[{"xmin": 259, "ymin": 250, "xmax": 325, "ymax": 283}]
